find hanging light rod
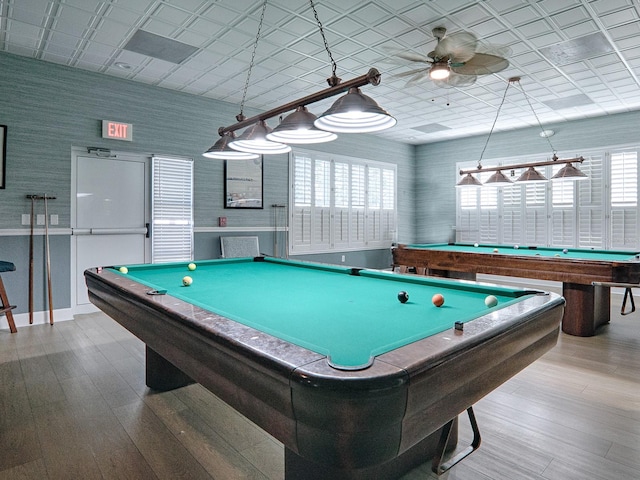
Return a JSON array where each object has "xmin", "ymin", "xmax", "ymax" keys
[
  {"xmin": 460, "ymin": 155, "xmax": 584, "ymax": 175},
  {"xmin": 217, "ymin": 68, "xmax": 382, "ymax": 137}
]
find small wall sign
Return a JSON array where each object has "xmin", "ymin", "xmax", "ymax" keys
[{"xmin": 102, "ymin": 120, "xmax": 133, "ymax": 141}]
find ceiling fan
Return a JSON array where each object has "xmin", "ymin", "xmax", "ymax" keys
[{"xmin": 388, "ymin": 27, "xmax": 510, "ymax": 88}]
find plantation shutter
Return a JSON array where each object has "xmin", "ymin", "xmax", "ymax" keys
[
  {"xmin": 577, "ymin": 154, "xmax": 604, "ymax": 248},
  {"xmin": 151, "ymin": 156, "xmax": 193, "ymax": 263},
  {"xmin": 610, "ymin": 150, "xmax": 638, "ymax": 248},
  {"xmin": 292, "ymin": 155, "xmax": 312, "ymax": 251}
]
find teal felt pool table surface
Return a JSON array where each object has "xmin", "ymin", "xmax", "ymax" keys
[
  {"xmin": 111, "ymin": 257, "xmax": 535, "ymax": 369},
  {"xmin": 406, "ymin": 243, "xmax": 640, "ymax": 261}
]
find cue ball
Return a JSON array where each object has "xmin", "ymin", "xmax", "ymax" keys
[
  {"xmin": 485, "ymin": 295, "xmax": 498, "ymax": 308},
  {"xmin": 432, "ymin": 293, "xmax": 444, "ymax": 307},
  {"xmin": 397, "ymin": 291, "xmax": 409, "ymax": 303},
  {"xmin": 187, "ymin": 262, "xmax": 197, "ymax": 271},
  {"xmin": 514, "ymin": 244, "xmax": 519, "ymax": 249},
  {"xmin": 118, "ymin": 266, "xmax": 128, "ymax": 274},
  {"xmin": 562, "ymin": 249, "xmax": 568, "ymax": 254},
  {"xmin": 182, "ymin": 276, "xmax": 193, "ymax": 286},
  {"xmin": 474, "ymin": 243, "xmax": 479, "ymax": 247},
  {"xmin": 493, "ymin": 248, "xmax": 499, "ymax": 253}
]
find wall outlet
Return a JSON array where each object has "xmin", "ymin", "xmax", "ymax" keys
[
  {"xmin": 218, "ymin": 216, "xmax": 227, "ymax": 227},
  {"xmin": 341, "ymin": 255, "xmax": 346, "ymax": 263},
  {"xmin": 37, "ymin": 214, "xmax": 45, "ymax": 225},
  {"xmin": 21, "ymin": 214, "xmax": 30, "ymax": 225},
  {"xmin": 50, "ymin": 214, "xmax": 59, "ymax": 225}
]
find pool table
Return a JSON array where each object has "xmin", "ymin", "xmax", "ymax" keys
[
  {"xmin": 85, "ymin": 256, "xmax": 564, "ymax": 479},
  {"xmin": 392, "ymin": 243, "xmax": 640, "ymax": 336}
]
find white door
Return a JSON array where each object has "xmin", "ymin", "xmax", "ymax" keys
[{"xmin": 71, "ymin": 150, "xmax": 150, "ymax": 311}]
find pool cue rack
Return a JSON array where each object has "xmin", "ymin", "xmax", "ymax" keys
[{"xmin": 26, "ymin": 194, "xmax": 57, "ymax": 325}]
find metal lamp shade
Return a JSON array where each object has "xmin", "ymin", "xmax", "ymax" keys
[
  {"xmin": 314, "ymin": 87, "xmax": 396, "ymax": 133},
  {"xmin": 266, "ymin": 107, "xmax": 337, "ymax": 144},
  {"xmin": 203, "ymin": 132, "xmax": 260, "ymax": 160},
  {"xmin": 229, "ymin": 121, "xmax": 292, "ymax": 155}
]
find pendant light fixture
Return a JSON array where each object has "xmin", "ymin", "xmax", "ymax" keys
[
  {"xmin": 551, "ymin": 162, "xmax": 588, "ymax": 181},
  {"xmin": 484, "ymin": 170, "xmax": 513, "ymax": 186},
  {"xmin": 457, "ymin": 77, "xmax": 587, "ymax": 186},
  {"xmin": 266, "ymin": 107, "xmax": 337, "ymax": 144},
  {"xmin": 314, "ymin": 86, "xmax": 397, "ymax": 133},
  {"xmin": 203, "ymin": 0, "xmax": 395, "ymax": 158},
  {"xmin": 203, "ymin": 132, "xmax": 260, "ymax": 160},
  {"xmin": 229, "ymin": 120, "xmax": 291, "ymax": 155}
]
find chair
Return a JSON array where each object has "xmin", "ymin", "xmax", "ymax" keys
[
  {"xmin": 220, "ymin": 236, "xmax": 260, "ymax": 258},
  {"xmin": 0, "ymin": 261, "xmax": 17, "ymax": 333},
  {"xmin": 592, "ymin": 281, "xmax": 638, "ymax": 316}
]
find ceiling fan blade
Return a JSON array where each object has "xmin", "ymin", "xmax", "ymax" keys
[
  {"xmin": 405, "ymin": 70, "xmax": 432, "ymax": 86},
  {"xmin": 434, "ymin": 32, "xmax": 477, "ymax": 63},
  {"xmin": 393, "ymin": 51, "xmax": 433, "ymax": 63},
  {"xmin": 391, "ymin": 67, "xmax": 431, "ymax": 79},
  {"xmin": 451, "ymin": 53, "xmax": 510, "ymax": 75}
]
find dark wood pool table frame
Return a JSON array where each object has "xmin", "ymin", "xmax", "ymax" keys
[
  {"xmin": 392, "ymin": 244, "xmax": 640, "ymax": 337},
  {"xmin": 85, "ymin": 259, "xmax": 564, "ymax": 479}
]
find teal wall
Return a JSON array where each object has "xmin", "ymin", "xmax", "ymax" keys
[
  {"xmin": 0, "ymin": 52, "xmax": 414, "ymax": 316},
  {"xmin": 414, "ymin": 111, "xmax": 640, "ymax": 243}
]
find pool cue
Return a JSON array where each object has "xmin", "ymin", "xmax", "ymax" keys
[
  {"xmin": 43, "ymin": 194, "xmax": 54, "ymax": 324},
  {"xmin": 27, "ymin": 194, "xmax": 36, "ymax": 323}
]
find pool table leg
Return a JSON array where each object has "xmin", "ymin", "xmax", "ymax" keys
[
  {"xmin": 283, "ymin": 420, "xmax": 458, "ymax": 479},
  {"xmin": 432, "ymin": 407, "xmax": 481, "ymax": 475},
  {"xmin": 561, "ymin": 283, "xmax": 610, "ymax": 336},
  {"xmin": 145, "ymin": 346, "xmax": 195, "ymax": 391}
]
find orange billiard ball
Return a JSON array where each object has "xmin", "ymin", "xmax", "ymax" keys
[{"xmin": 432, "ymin": 293, "xmax": 445, "ymax": 307}]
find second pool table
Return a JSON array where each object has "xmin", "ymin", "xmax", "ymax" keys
[
  {"xmin": 85, "ymin": 256, "xmax": 564, "ymax": 479},
  {"xmin": 392, "ymin": 243, "xmax": 640, "ymax": 336}
]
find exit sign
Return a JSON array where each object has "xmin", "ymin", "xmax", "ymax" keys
[{"xmin": 102, "ymin": 120, "xmax": 133, "ymax": 141}]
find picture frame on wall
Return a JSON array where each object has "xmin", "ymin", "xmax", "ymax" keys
[
  {"xmin": 0, "ymin": 125, "xmax": 6, "ymax": 189},
  {"xmin": 224, "ymin": 156, "xmax": 264, "ymax": 209}
]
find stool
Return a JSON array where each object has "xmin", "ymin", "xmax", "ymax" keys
[
  {"xmin": 0, "ymin": 261, "xmax": 17, "ymax": 333},
  {"xmin": 592, "ymin": 281, "xmax": 638, "ymax": 316}
]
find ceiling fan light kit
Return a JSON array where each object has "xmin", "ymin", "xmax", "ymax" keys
[
  {"xmin": 203, "ymin": 0, "xmax": 394, "ymax": 158},
  {"xmin": 457, "ymin": 77, "xmax": 588, "ymax": 187}
]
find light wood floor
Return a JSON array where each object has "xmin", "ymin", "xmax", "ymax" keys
[{"xmin": 1, "ymin": 303, "xmax": 639, "ymax": 480}]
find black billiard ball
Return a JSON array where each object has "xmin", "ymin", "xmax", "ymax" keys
[{"xmin": 398, "ymin": 291, "xmax": 409, "ymax": 303}]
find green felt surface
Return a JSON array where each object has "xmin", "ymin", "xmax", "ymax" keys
[
  {"xmin": 407, "ymin": 243, "xmax": 640, "ymax": 262},
  {"xmin": 112, "ymin": 257, "xmax": 534, "ymax": 369}
]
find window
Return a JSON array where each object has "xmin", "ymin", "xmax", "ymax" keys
[
  {"xmin": 151, "ymin": 156, "xmax": 194, "ymax": 263},
  {"xmin": 455, "ymin": 146, "xmax": 640, "ymax": 250},
  {"xmin": 290, "ymin": 150, "xmax": 397, "ymax": 254}
]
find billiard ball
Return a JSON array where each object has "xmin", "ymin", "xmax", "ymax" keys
[
  {"xmin": 182, "ymin": 276, "xmax": 193, "ymax": 286},
  {"xmin": 485, "ymin": 295, "xmax": 498, "ymax": 308},
  {"xmin": 493, "ymin": 248, "xmax": 499, "ymax": 253},
  {"xmin": 474, "ymin": 243, "xmax": 479, "ymax": 247},
  {"xmin": 562, "ymin": 249, "xmax": 568, "ymax": 254},
  {"xmin": 432, "ymin": 293, "xmax": 444, "ymax": 307},
  {"xmin": 397, "ymin": 291, "xmax": 409, "ymax": 303},
  {"xmin": 514, "ymin": 244, "xmax": 519, "ymax": 249},
  {"xmin": 187, "ymin": 262, "xmax": 197, "ymax": 271},
  {"xmin": 555, "ymin": 253, "xmax": 560, "ymax": 257},
  {"xmin": 118, "ymin": 266, "xmax": 128, "ymax": 274}
]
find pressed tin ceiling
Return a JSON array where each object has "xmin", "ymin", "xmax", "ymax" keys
[{"xmin": 1, "ymin": 0, "xmax": 640, "ymax": 145}]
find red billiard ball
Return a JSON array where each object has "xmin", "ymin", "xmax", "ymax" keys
[
  {"xmin": 398, "ymin": 291, "xmax": 409, "ymax": 303},
  {"xmin": 432, "ymin": 293, "xmax": 444, "ymax": 307}
]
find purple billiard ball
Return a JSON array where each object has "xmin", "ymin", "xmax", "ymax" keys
[{"xmin": 398, "ymin": 291, "xmax": 409, "ymax": 303}]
